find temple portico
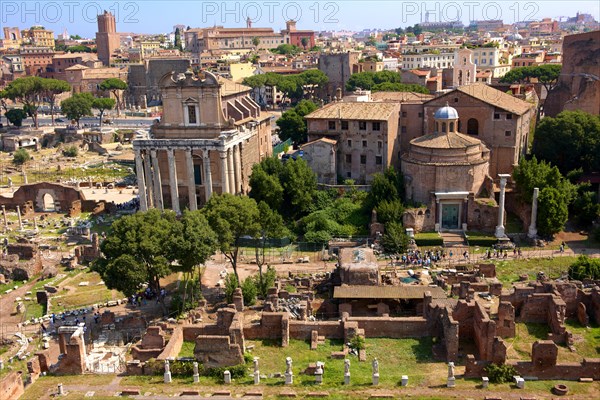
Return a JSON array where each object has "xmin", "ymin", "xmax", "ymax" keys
[
  {"xmin": 132, "ymin": 69, "xmax": 272, "ymax": 212},
  {"xmin": 133, "ymin": 137, "xmax": 248, "ymax": 213}
]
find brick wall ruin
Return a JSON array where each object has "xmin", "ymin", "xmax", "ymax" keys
[{"xmin": 0, "ymin": 371, "xmax": 25, "ymax": 400}]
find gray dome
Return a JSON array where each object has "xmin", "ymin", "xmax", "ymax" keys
[{"xmin": 434, "ymin": 103, "xmax": 459, "ymax": 120}]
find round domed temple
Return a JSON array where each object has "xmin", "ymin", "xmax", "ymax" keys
[{"xmin": 401, "ymin": 105, "xmax": 491, "ymax": 231}]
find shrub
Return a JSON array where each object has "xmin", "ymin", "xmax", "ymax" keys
[
  {"xmin": 241, "ymin": 277, "xmax": 257, "ymax": 306},
  {"xmin": 484, "ymin": 363, "xmax": 517, "ymax": 383},
  {"xmin": 568, "ymin": 255, "xmax": 600, "ymax": 281},
  {"xmin": 12, "ymin": 148, "xmax": 30, "ymax": 165},
  {"xmin": 204, "ymin": 364, "xmax": 247, "ymax": 380},
  {"xmin": 62, "ymin": 145, "xmax": 78, "ymax": 157},
  {"xmin": 224, "ymin": 273, "xmax": 239, "ymax": 303},
  {"xmin": 349, "ymin": 335, "xmax": 366, "ymax": 351}
]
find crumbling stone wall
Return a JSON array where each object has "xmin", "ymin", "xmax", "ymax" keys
[
  {"xmin": 0, "ymin": 371, "xmax": 24, "ymax": 400},
  {"xmin": 157, "ymin": 326, "xmax": 183, "ymax": 361},
  {"xmin": 55, "ymin": 327, "xmax": 87, "ymax": 375},
  {"xmin": 131, "ymin": 326, "xmax": 167, "ymax": 362},
  {"xmin": 194, "ymin": 335, "xmax": 243, "ymax": 368},
  {"xmin": 428, "ymin": 303, "xmax": 459, "ymax": 362}
]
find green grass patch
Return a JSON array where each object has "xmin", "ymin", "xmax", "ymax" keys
[
  {"xmin": 465, "ymin": 231, "xmax": 497, "ymax": 247},
  {"xmin": 178, "ymin": 341, "xmax": 196, "ymax": 358},
  {"xmin": 565, "ymin": 319, "xmax": 600, "ymax": 359},
  {"xmin": 491, "ymin": 256, "xmax": 577, "ymax": 285}
]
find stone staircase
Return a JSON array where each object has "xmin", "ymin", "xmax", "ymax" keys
[{"xmin": 440, "ymin": 232, "xmax": 468, "ymax": 249}]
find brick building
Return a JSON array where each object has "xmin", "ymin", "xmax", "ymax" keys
[
  {"xmin": 96, "ymin": 11, "xmax": 120, "ymax": 66},
  {"xmin": 304, "ymin": 101, "xmax": 400, "ymax": 184},
  {"xmin": 132, "ymin": 70, "xmax": 272, "ymax": 212}
]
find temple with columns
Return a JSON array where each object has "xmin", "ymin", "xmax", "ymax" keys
[{"xmin": 133, "ymin": 70, "xmax": 272, "ymax": 212}]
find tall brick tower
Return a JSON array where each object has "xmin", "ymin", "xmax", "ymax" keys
[{"xmin": 96, "ymin": 11, "xmax": 119, "ymax": 66}]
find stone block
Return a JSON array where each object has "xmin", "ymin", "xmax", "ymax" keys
[
  {"xmin": 401, "ymin": 375, "xmax": 408, "ymax": 386},
  {"xmin": 482, "ymin": 376, "xmax": 489, "ymax": 388},
  {"xmin": 447, "ymin": 377, "xmax": 456, "ymax": 388}
]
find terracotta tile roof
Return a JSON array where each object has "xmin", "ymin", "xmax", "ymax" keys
[
  {"xmin": 451, "ymin": 83, "xmax": 534, "ymax": 115},
  {"xmin": 217, "ymin": 76, "xmax": 251, "ymax": 96},
  {"xmin": 371, "ymin": 92, "xmax": 433, "ymax": 103},
  {"xmin": 305, "ymin": 102, "xmax": 398, "ymax": 121},
  {"xmin": 411, "ymin": 130, "xmax": 483, "ymax": 149},
  {"xmin": 301, "ymin": 137, "xmax": 337, "ymax": 147},
  {"xmin": 409, "ymin": 69, "xmax": 431, "ymax": 76},
  {"xmin": 333, "ymin": 284, "xmax": 446, "ymax": 299},
  {"xmin": 65, "ymin": 64, "xmax": 89, "ymax": 71}
]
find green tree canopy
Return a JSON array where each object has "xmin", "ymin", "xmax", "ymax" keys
[
  {"xmin": 93, "ymin": 209, "xmax": 177, "ymax": 295},
  {"xmin": 513, "ymin": 156, "xmax": 576, "ymax": 237},
  {"xmin": 532, "ymin": 110, "xmax": 600, "ymax": 174},
  {"xmin": 202, "ymin": 194, "xmax": 260, "ymax": 283},
  {"xmin": 92, "ymin": 97, "xmax": 116, "ymax": 128},
  {"xmin": 61, "ymin": 93, "xmax": 94, "ymax": 126},
  {"xmin": 0, "ymin": 76, "xmax": 48, "ymax": 128},
  {"xmin": 272, "ymin": 44, "xmax": 301, "ymax": 55},
  {"xmin": 500, "ymin": 64, "xmax": 562, "ymax": 94},
  {"xmin": 42, "ymin": 78, "xmax": 71, "ymax": 125},
  {"xmin": 367, "ymin": 166, "xmax": 405, "ymax": 210},
  {"xmin": 5, "ymin": 108, "xmax": 28, "ymax": 126},
  {"xmin": 99, "ymin": 78, "xmax": 127, "ymax": 115},
  {"xmin": 380, "ymin": 221, "xmax": 409, "ymax": 254},
  {"xmin": 275, "ymin": 100, "xmax": 318, "ymax": 145},
  {"xmin": 346, "ymin": 71, "xmax": 402, "ymax": 92},
  {"xmin": 568, "ymin": 255, "xmax": 600, "ymax": 281}
]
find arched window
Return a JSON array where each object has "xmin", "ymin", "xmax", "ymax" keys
[
  {"xmin": 442, "ymin": 122, "xmax": 447, "ymax": 133},
  {"xmin": 449, "ymin": 122, "xmax": 454, "ymax": 132},
  {"xmin": 463, "ymin": 57, "xmax": 466, "ymax": 65},
  {"xmin": 467, "ymin": 118, "xmax": 479, "ymax": 135}
]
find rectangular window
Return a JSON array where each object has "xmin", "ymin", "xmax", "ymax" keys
[
  {"xmin": 377, "ymin": 141, "xmax": 383, "ymax": 150},
  {"xmin": 375, "ymin": 156, "xmax": 383, "ymax": 165},
  {"xmin": 401, "ymin": 126, "xmax": 407, "ymax": 134},
  {"xmin": 328, "ymin": 120, "xmax": 336, "ymax": 130},
  {"xmin": 360, "ymin": 155, "xmax": 366, "ymax": 164},
  {"xmin": 362, "ymin": 140, "xmax": 367, "ymax": 148},
  {"xmin": 347, "ymin": 139, "xmax": 352, "ymax": 147},
  {"xmin": 359, "ymin": 121, "xmax": 367, "ymax": 130},
  {"xmin": 372, "ymin": 122, "xmax": 381, "ymax": 131},
  {"xmin": 506, "ymin": 114, "xmax": 512, "ymax": 120},
  {"xmin": 505, "ymin": 130, "xmax": 511, "ymax": 136},
  {"xmin": 345, "ymin": 154, "xmax": 352, "ymax": 163},
  {"xmin": 187, "ymin": 105, "xmax": 197, "ymax": 124},
  {"xmin": 494, "ymin": 113, "xmax": 500, "ymax": 119},
  {"xmin": 341, "ymin": 120, "xmax": 348, "ymax": 130}
]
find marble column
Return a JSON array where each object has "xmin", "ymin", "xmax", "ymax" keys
[
  {"xmin": 233, "ymin": 144, "xmax": 242, "ymax": 194},
  {"xmin": 220, "ymin": 151, "xmax": 229, "ymax": 194},
  {"xmin": 166, "ymin": 149, "xmax": 180, "ymax": 215},
  {"xmin": 16, "ymin": 205, "xmax": 23, "ymax": 230},
  {"xmin": 436, "ymin": 199, "xmax": 442, "ymax": 232},
  {"xmin": 527, "ymin": 187, "xmax": 539, "ymax": 239},
  {"xmin": 495, "ymin": 174, "xmax": 510, "ymax": 238},
  {"xmin": 203, "ymin": 150, "xmax": 213, "ymax": 201},
  {"xmin": 185, "ymin": 149, "xmax": 197, "ymax": 211},
  {"xmin": 143, "ymin": 151, "xmax": 154, "ymax": 208},
  {"xmin": 134, "ymin": 149, "xmax": 148, "ymax": 211},
  {"xmin": 150, "ymin": 150, "xmax": 164, "ymax": 211},
  {"xmin": 227, "ymin": 148, "xmax": 235, "ymax": 194}
]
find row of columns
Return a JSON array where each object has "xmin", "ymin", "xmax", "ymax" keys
[{"xmin": 134, "ymin": 144, "xmax": 243, "ymax": 213}]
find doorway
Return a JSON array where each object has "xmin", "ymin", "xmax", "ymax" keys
[
  {"xmin": 42, "ymin": 193, "xmax": 55, "ymax": 211},
  {"xmin": 442, "ymin": 204, "xmax": 460, "ymax": 230}
]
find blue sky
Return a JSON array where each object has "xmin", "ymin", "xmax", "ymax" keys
[{"xmin": 2, "ymin": 1, "xmax": 599, "ymax": 38}]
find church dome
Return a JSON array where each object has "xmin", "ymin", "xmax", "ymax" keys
[{"xmin": 434, "ymin": 104, "xmax": 459, "ymax": 120}]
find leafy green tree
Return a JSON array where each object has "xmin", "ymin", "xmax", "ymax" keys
[
  {"xmin": 93, "ymin": 209, "xmax": 177, "ymax": 294},
  {"xmin": 513, "ymin": 157, "xmax": 575, "ymax": 237},
  {"xmin": 252, "ymin": 36, "xmax": 260, "ymax": 48},
  {"xmin": 241, "ymin": 277, "xmax": 257, "ymax": 305},
  {"xmin": 376, "ymin": 199, "xmax": 405, "ymax": 224},
  {"xmin": 202, "ymin": 194, "xmax": 260, "ymax": 283},
  {"xmin": 5, "ymin": 108, "xmax": 27, "ymax": 126},
  {"xmin": 99, "ymin": 78, "xmax": 127, "ymax": 116},
  {"xmin": 372, "ymin": 82, "xmax": 429, "ymax": 94},
  {"xmin": 346, "ymin": 71, "xmax": 402, "ymax": 92},
  {"xmin": 0, "ymin": 77, "xmax": 47, "ymax": 128},
  {"xmin": 500, "ymin": 64, "xmax": 561, "ymax": 95},
  {"xmin": 537, "ymin": 187, "xmax": 569, "ymax": 236},
  {"xmin": 13, "ymin": 148, "xmax": 30, "ymax": 165},
  {"xmin": 273, "ymin": 44, "xmax": 301, "ymax": 55},
  {"xmin": 381, "ymin": 221, "xmax": 409, "ymax": 254},
  {"xmin": 298, "ymin": 70, "xmax": 328, "ymax": 99},
  {"xmin": 532, "ymin": 110, "xmax": 600, "ymax": 174},
  {"xmin": 249, "ymin": 166, "xmax": 284, "ymax": 210},
  {"xmin": 61, "ymin": 93, "xmax": 93, "ymax": 127},
  {"xmin": 169, "ymin": 210, "xmax": 217, "ymax": 309},
  {"xmin": 367, "ymin": 166, "xmax": 405, "ymax": 210},
  {"xmin": 92, "ymin": 97, "xmax": 116, "ymax": 128},
  {"xmin": 275, "ymin": 100, "xmax": 317, "ymax": 145},
  {"xmin": 224, "ymin": 273, "xmax": 239, "ymax": 303},
  {"xmin": 174, "ymin": 27, "xmax": 183, "ymax": 50},
  {"xmin": 570, "ymin": 184, "xmax": 600, "ymax": 227},
  {"xmin": 70, "ymin": 34, "xmax": 82, "ymax": 40},
  {"xmin": 281, "ymin": 157, "xmax": 317, "ymax": 219},
  {"xmin": 301, "ymin": 37, "xmax": 310, "ymax": 50},
  {"xmin": 42, "ymin": 78, "xmax": 71, "ymax": 125}
]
